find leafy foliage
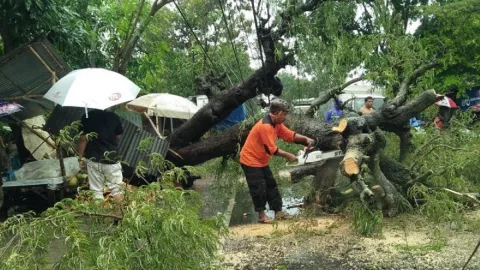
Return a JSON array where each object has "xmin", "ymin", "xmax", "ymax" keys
[
  {"xmin": 345, "ymin": 200, "xmax": 384, "ymax": 237},
  {"xmin": 417, "ymin": 0, "xmax": 480, "ymax": 92},
  {"xmin": 0, "ymin": 184, "xmax": 226, "ymax": 270},
  {"xmin": 382, "ymin": 110, "xmax": 480, "ymax": 225},
  {"xmin": 0, "ymin": 123, "xmax": 227, "ymax": 269}
]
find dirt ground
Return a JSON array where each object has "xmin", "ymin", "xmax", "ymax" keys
[{"xmin": 219, "ymin": 214, "xmax": 480, "ymax": 270}]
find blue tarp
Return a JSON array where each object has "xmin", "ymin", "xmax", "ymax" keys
[{"xmin": 214, "ymin": 104, "xmax": 246, "ymax": 131}]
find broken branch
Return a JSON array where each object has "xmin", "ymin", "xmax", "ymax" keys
[{"xmin": 306, "ymin": 76, "xmax": 365, "ymax": 117}]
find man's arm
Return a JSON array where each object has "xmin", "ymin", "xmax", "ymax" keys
[
  {"xmin": 78, "ymin": 135, "xmax": 87, "ymax": 158},
  {"xmin": 275, "ymin": 148, "xmax": 297, "ymax": 162},
  {"xmin": 294, "ymin": 133, "xmax": 315, "ymax": 147}
]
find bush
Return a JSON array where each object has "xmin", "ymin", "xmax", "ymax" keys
[
  {"xmin": 0, "ymin": 183, "xmax": 227, "ymax": 270},
  {"xmin": 0, "ymin": 124, "xmax": 227, "ymax": 270}
]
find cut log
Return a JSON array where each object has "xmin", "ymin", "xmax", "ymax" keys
[
  {"xmin": 331, "ymin": 118, "xmax": 348, "ymax": 133},
  {"xmin": 339, "ymin": 133, "xmax": 375, "ymax": 177},
  {"xmin": 310, "ymin": 157, "xmax": 343, "ymax": 205},
  {"xmin": 278, "ymin": 162, "xmax": 323, "ymax": 183},
  {"xmin": 343, "ymin": 157, "xmax": 360, "ymax": 176}
]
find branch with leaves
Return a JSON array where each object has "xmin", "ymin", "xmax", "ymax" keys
[
  {"xmin": 112, "ymin": 0, "xmax": 173, "ymax": 74},
  {"xmin": 391, "ymin": 59, "xmax": 440, "ymax": 107}
]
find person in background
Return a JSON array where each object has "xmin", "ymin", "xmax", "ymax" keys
[
  {"xmin": 78, "ymin": 109, "xmax": 124, "ymax": 204},
  {"xmin": 325, "ymin": 99, "xmax": 344, "ymax": 123},
  {"xmin": 409, "ymin": 115, "xmax": 423, "ymax": 127},
  {"xmin": 433, "ymin": 114, "xmax": 444, "ymax": 130},
  {"xmin": 240, "ymin": 98, "xmax": 315, "ymax": 224},
  {"xmin": 359, "ymin": 96, "xmax": 376, "ymax": 115}
]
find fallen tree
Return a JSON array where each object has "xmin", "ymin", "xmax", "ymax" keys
[{"xmin": 164, "ymin": 0, "xmax": 441, "ymax": 217}]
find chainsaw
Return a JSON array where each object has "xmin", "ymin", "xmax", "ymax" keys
[{"xmin": 286, "ymin": 147, "xmax": 344, "ymax": 167}]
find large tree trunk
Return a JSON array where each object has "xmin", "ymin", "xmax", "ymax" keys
[{"xmin": 168, "ymin": 84, "xmax": 437, "ymax": 217}]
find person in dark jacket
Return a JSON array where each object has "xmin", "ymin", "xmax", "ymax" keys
[{"xmin": 78, "ymin": 109, "xmax": 124, "ymax": 203}]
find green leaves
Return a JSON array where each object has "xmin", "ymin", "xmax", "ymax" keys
[
  {"xmin": 416, "ymin": 0, "xmax": 480, "ymax": 92},
  {"xmin": 0, "ymin": 163, "xmax": 226, "ymax": 270}
]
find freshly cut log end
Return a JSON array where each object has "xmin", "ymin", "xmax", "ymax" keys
[
  {"xmin": 278, "ymin": 170, "xmax": 291, "ymax": 180},
  {"xmin": 331, "ymin": 118, "xmax": 348, "ymax": 133},
  {"xmin": 343, "ymin": 158, "xmax": 360, "ymax": 176}
]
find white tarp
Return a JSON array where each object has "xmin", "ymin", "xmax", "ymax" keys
[
  {"xmin": 22, "ymin": 115, "xmax": 56, "ymax": 160},
  {"xmin": 14, "ymin": 157, "xmax": 79, "ymax": 180},
  {"xmin": 126, "ymin": 93, "xmax": 199, "ymax": 120}
]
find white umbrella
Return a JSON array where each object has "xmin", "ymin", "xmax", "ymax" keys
[
  {"xmin": 43, "ymin": 68, "xmax": 141, "ymax": 117},
  {"xmin": 126, "ymin": 93, "xmax": 199, "ymax": 119}
]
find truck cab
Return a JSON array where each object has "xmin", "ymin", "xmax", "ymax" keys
[{"xmin": 339, "ymin": 84, "xmax": 385, "ymax": 112}]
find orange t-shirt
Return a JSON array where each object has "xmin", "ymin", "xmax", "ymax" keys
[{"xmin": 240, "ymin": 114, "xmax": 295, "ymax": 167}]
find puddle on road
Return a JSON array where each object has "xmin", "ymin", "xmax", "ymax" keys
[{"xmin": 228, "ymin": 185, "xmax": 304, "ymax": 226}]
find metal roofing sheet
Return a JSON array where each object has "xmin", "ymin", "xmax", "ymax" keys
[{"xmin": 0, "ymin": 38, "xmax": 70, "ymax": 120}]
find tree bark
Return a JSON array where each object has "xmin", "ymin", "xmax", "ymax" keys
[
  {"xmin": 168, "ymin": 56, "xmax": 294, "ymax": 148},
  {"xmin": 310, "ymin": 158, "xmax": 343, "ymax": 206}
]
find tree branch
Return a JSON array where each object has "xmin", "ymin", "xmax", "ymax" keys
[
  {"xmin": 168, "ymin": 52, "xmax": 294, "ymax": 148},
  {"xmin": 112, "ymin": 0, "xmax": 172, "ymax": 74},
  {"xmin": 276, "ymin": 0, "xmax": 325, "ymax": 38},
  {"xmin": 306, "ymin": 76, "xmax": 365, "ymax": 117},
  {"xmin": 259, "ymin": 0, "xmax": 325, "ymax": 64},
  {"xmin": 391, "ymin": 60, "xmax": 439, "ymax": 107},
  {"xmin": 396, "ymin": 130, "xmax": 413, "ymax": 162},
  {"xmin": 74, "ymin": 211, "xmax": 123, "ymax": 220},
  {"xmin": 125, "ymin": 0, "xmax": 146, "ymax": 48}
]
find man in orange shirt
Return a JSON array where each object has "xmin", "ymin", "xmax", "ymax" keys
[{"xmin": 240, "ymin": 98, "xmax": 315, "ymax": 223}]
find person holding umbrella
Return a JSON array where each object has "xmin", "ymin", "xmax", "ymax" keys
[
  {"xmin": 434, "ymin": 94, "xmax": 459, "ymax": 129},
  {"xmin": 43, "ymin": 68, "xmax": 141, "ymax": 204},
  {"xmin": 78, "ymin": 108, "xmax": 124, "ymax": 203}
]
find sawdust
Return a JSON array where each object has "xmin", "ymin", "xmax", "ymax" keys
[
  {"xmin": 220, "ymin": 214, "xmax": 480, "ymax": 270},
  {"xmin": 229, "ymin": 216, "xmax": 341, "ymax": 238}
]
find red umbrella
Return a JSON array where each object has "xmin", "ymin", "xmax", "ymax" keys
[{"xmin": 435, "ymin": 96, "xmax": 458, "ymax": 109}]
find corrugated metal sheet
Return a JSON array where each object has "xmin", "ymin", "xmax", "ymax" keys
[
  {"xmin": 0, "ymin": 39, "xmax": 70, "ymax": 120},
  {"xmin": 117, "ymin": 118, "xmax": 169, "ymax": 176},
  {"xmin": 44, "ymin": 106, "xmax": 169, "ymax": 176}
]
